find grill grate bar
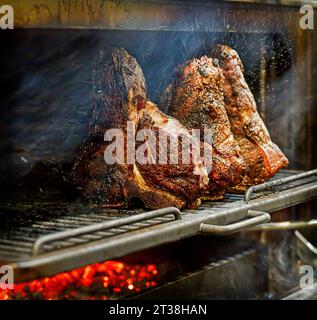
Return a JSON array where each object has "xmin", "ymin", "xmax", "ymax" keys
[
  {"xmin": 0, "ymin": 230, "xmax": 47, "ymax": 240},
  {"xmin": 0, "ymin": 252, "xmax": 30, "ymax": 260},
  {"xmin": 7, "ymin": 227, "xmax": 60, "ymax": 235},
  {"xmin": 0, "ymin": 239, "xmax": 33, "ymax": 248},
  {"xmin": 0, "ymin": 235, "xmax": 37, "ymax": 243},
  {"xmin": 53, "ymin": 217, "xmax": 111, "ymax": 224},
  {"xmin": 69, "ymin": 214, "xmax": 122, "ymax": 220},
  {"xmin": 32, "ymin": 221, "xmax": 88, "ymax": 228},
  {"xmin": 28, "ymin": 224, "xmax": 69, "ymax": 231},
  {"xmin": 0, "ymin": 244, "xmax": 31, "ymax": 253}
]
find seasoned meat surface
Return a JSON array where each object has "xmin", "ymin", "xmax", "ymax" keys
[
  {"xmin": 71, "ymin": 48, "xmax": 209, "ymax": 209},
  {"xmin": 91, "ymin": 47, "xmax": 146, "ymax": 132},
  {"xmin": 211, "ymin": 45, "xmax": 288, "ymax": 190},
  {"xmin": 137, "ymin": 101, "xmax": 210, "ymax": 206},
  {"xmin": 161, "ymin": 56, "xmax": 245, "ymax": 198}
]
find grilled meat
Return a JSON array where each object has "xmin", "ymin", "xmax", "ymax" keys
[
  {"xmin": 211, "ymin": 45, "xmax": 289, "ymax": 190},
  {"xmin": 71, "ymin": 48, "xmax": 209, "ymax": 209},
  {"xmin": 161, "ymin": 56, "xmax": 245, "ymax": 198},
  {"xmin": 137, "ymin": 100, "xmax": 210, "ymax": 207}
]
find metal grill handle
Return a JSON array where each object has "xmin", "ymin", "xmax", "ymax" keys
[
  {"xmin": 244, "ymin": 169, "xmax": 317, "ymax": 202},
  {"xmin": 32, "ymin": 207, "xmax": 181, "ymax": 256},
  {"xmin": 199, "ymin": 210, "xmax": 271, "ymax": 236},
  {"xmin": 245, "ymin": 220, "xmax": 317, "ymax": 232}
]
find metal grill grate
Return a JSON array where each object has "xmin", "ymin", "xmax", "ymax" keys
[
  {"xmin": 0, "ymin": 208, "xmax": 180, "ymax": 261},
  {"xmin": 0, "ymin": 169, "xmax": 317, "ymax": 283}
]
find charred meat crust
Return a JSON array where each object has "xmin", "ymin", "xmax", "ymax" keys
[
  {"xmin": 161, "ymin": 55, "xmax": 245, "ymax": 196},
  {"xmin": 211, "ymin": 44, "xmax": 288, "ymax": 190}
]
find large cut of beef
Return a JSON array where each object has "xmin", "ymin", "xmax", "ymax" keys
[
  {"xmin": 161, "ymin": 56, "xmax": 245, "ymax": 198},
  {"xmin": 136, "ymin": 100, "xmax": 211, "ymax": 207},
  {"xmin": 71, "ymin": 48, "xmax": 209, "ymax": 209},
  {"xmin": 211, "ymin": 45, "xmax": 289, "ymax": 190}
]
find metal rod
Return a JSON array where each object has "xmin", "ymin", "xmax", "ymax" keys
[
  {"xmin": 32, "ymin": 207, "xmax": 181, "ymax": 256},
  {"xmin": 295, "ymin": 230, "xmax": 317, "ymax": 255},
  {"xmin": 200, "ymin": 210, "xmax": 271, "ymax": 236},
  {"xmin": 245, "ymin": 220, "xmax": 317, "ymax": 232},
  {"xmin": 244, "ymin": 169, "xmax": 317, "ymax": 202}
]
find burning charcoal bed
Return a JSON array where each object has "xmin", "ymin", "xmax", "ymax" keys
[{"xmin": 0, "ymin": 0, "xmax": 317, "ymax": 300}]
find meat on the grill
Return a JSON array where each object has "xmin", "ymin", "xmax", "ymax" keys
[
  {"xmin": 137, "ymin": 100, "xmax": 210, "ymax": 206},
  {"xmin": 211, "ymin": 45, "xmax": 289, "ymax": 190},
  {"xmin": 71, "ymin": 48, "xmax": 209, "ymax": 209},
  {"xmin": 161, "ymin": 56, "xmax": 245, "ymax": 198}
]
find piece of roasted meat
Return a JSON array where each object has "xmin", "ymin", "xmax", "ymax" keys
[
  {"xmin": 161, "ymin": 56, "xmax": 245, "ymax": 199},
  {"xmin": 211, "ymin": 45, "xmax": 289, "ymax": 191},
  {"xmin": 137, "ymin": 100, "xmax": 211, "ymax": 207},
  {"xmin": 71, "ymin": 48, "xmax": 209, "ymax": 209}
]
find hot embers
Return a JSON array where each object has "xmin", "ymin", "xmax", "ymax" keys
[{"xmin": 0, "ymin": 260, "xmax": 158, "ymax": 300}]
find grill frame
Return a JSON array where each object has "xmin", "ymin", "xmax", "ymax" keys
[{"xmin": 1, "ymin": 169, "xmax": 317, "ymax": 283}]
